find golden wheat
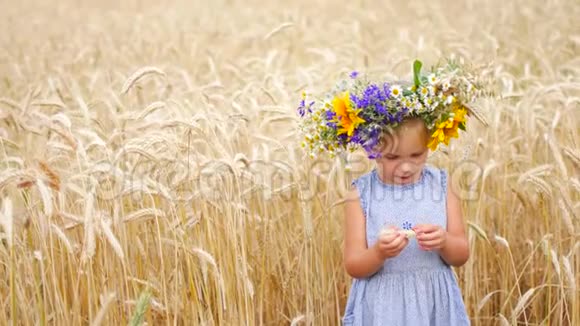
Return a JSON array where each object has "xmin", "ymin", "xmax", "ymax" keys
[{"xmin": 0, "ymin": 0, "xmax": 578, "ymax": 325}]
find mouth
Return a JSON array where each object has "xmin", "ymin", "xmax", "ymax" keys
[
  {"xmin": 395, "ymin": 174, "xmax": 414, "ymax": 183},
  {"xmin": 395, "ymin": 173, "xmax": 415, "ymax": 184}
]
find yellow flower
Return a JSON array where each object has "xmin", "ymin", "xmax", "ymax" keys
[
  {"xmin": 453, "ymin": 106, "xmax": 467, "ymax": 122},
  {"xmin": 331, "ymin": 92, "xmax": 366, "ymax": 137},
  {"xmin": 427, "ymin": 106, "xmax": 467, "ymax": 151}
]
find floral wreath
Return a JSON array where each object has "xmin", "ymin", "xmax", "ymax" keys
[{"xmin": 297, "ymin": 59, "xmax": 485, "ymax": 159}]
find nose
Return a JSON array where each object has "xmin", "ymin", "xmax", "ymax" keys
[{"xmin": 398, "ymin": 161, "xmax": 414, "ymax": 175}]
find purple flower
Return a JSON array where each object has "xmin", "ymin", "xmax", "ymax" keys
[
  {"xmin": 296, "ymin": 99, "xmax": 305, "ymax": 116},
  {"xmin": 350, "ymin": 71, "xmax": 359, "ymax": 79},
  {"xmin": 361, "ymin": 128, "xmax": 382, "ymax": 158},
  {"xmin": 326, "ymin": 122, "xmax": 337, "ymax": 129},
  {"xmin": 350, "ymin": 129, "xmax": 365, "ymax": 145},
  {"xmin": 353, "ymin": 83, "xmax": 391, "ymax": 118},
  {"xmin": 326, "ymin": 110, "xmax": 336, "ymax": 120},
  {"xmin": 394, "ymin": 109, "xmax": 408, "ymax": 123},
  {"xmin": 297, "ymin": 100, "xmax": 315, "ymax": 117},
  {"xmin": 352, "ymin": 94, "xmax": 368, "ymax": 108},
  {"xmin": 383, "ymin": 83, "xmax": 391, "ymax": 99},
  {"xmin": 375, "ymin": 103, "xmax": 387, "ymax": 115}
]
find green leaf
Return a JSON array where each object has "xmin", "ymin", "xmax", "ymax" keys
[
  {"xmin": 413, "ymin": 60, "xmax": 423, "ymax": 87},
  {"xmin": 458, "ymin": 122, "xmax": 466, "ymax": 131}
]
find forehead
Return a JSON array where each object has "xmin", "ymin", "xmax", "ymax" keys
[
  {"xmin": 382, "ymin": 133, "xmax": 425, "ymax": 154},
  {"xmin": 380, "ymin": 123, "xmax": 427, "ymax": 155}
]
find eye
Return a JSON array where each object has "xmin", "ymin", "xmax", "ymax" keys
[
  {"xmin": 385, "ymin": 154, "xmax": 399, "ymax": 160},
  {"xmin": 411, "ymin": 151, "xmax": 425, "ymax": 158}
]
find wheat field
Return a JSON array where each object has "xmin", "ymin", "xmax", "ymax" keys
[{"xmin": 0, "ymin": 0, "xmax": 578, "ymax": 325}]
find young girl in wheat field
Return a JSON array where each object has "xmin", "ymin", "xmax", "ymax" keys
[{"xmin": 297, "ymin": 60, "xmax": 483, "ymax": 325}]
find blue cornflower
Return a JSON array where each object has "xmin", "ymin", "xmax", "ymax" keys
[
  {"xmin": 297, "ymin": 99, "xmax": 306, "ymax": 117},
  {"xmin": 297, "ymin": 100, "xmax": 314, "ymax": 117},
  {"xmin": 326, "ymin": 110, "xmax": 336, "ymax": 120},
  {"xmin": 326, "ymin": 122, "xmax": 337, "ymax": 129},
  {"xmin": 350, "ymin": 133, "xmax": 362, "ymax": 144},
  {"xmin": 375, "ymin": 103, "xmax": 387, "ymax": 115},
  {"xmin": 382, "ymin": 83, "xmax": 391, "ymax": 99}
]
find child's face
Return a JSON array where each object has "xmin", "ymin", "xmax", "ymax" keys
[{"xmin": 375, "ymin": 119, "xmax": 429, "ymax": 185}]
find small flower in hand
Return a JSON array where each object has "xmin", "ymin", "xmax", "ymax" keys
[{"xmin": 413, "ymin": 224, "xmax": 447, "ymax": 251}]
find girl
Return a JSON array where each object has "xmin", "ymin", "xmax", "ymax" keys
[
  {"xmin": 341, "ymin": 118, "xmax": 471, "ymax": 325},
  {"xmin": 296, "ymin": 59, "xmax": 481, "ymax": 325}
]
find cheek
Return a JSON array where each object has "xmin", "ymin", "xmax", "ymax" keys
[
  {"xmin": 417, "ymin": 153, "xmax": 429, "ymax": 164},
  {"xmin": 379, "ymin": 160, "xmax": 398, "ymax": 173}
]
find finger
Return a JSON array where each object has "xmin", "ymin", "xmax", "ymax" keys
[
  {"xmin": 413, "ymin": 224, "xmax": 438, "ymax": 233},
  {"xmin": 381, "ymin": 237, "xmax": 402, "ymax": 251},
  {"xmin": 418, "ymin": 238, "xmax": 444, "ymax": 249},
  {"xmin": 394, "ymin": 238, "xmax": 409, "ymax": 252},
  {"xmin": 415, "ymin": 226, "xmax": 442, "ymax": 238},
  {"xmin": 379, "ymin": 233, "xmax": 399, "ymax": 244},
  {"xmin": 417, "ymin": 231, "xmax": 442, "ymax": 241},
  {"xmin": 382, "ymin": 234, "xmax": 405, "ymax": 249}
]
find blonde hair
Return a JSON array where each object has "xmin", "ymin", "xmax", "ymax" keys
[
  {"xmin": 376, "ymin": 118, "xmax": 429, "ymax": 154},
  {"xmin": 396, "ymin": 118, "xmax": 429, "ymax": 143}
]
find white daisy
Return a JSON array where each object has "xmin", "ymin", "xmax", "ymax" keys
[
  {"xmin": 428, "ymin": 74, "xmax": 438, "ymax": 85},
  {"xmin": 420, "ymin": 86, "xmax": 429, "ymax": 97},
  {"xmin": 414, "ymin": 102, "xmax": 424, "ymax": 112},
  {"xmin": 442, "ymin": 81, "xmax": 451, "ymax": 91},
  {"xmin": 428, "ymin": 86, "xmax": 435, "ymax": 96},
  {"xmin": 445, "ymin": 95, "xmax": 456, "ymax": 105},
  {"xmin": 390, "ymin": 85, "xmax": 402, "ymax": 98}
]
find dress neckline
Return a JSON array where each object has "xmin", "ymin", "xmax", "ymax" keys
[{"xmin": 371, "ymin": 168, "xmax": 426, "ymax": 190}]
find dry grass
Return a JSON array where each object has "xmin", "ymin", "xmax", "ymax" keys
[{"xmin": 0, "ymin": 0, "xmax": 579, "ymax": 325}]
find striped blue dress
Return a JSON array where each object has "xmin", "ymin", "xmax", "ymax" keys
[{"xmin": 342, "ymin": 165, "xmax": 470, "ymax": 325}]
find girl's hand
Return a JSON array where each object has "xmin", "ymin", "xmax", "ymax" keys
[
  {"xmin": 413, "ymin": 224, "xmax": 447, "ymax": 251},
  {"xmin": 373, "ymin": 227, "xmax": 409, "ymax": 260}
]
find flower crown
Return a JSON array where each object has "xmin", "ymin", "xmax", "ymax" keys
[{"xmin": 297, "ymin": 59, "xmax": 484, "ymax": 159}]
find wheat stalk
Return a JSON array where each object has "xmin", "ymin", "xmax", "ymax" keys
[
  {"xmin": 123, "ymin": 208, "xmax": 166, "ymax": 223},
  {"xmin": 512, "ymin": 288, "xmax": 537, "ymax": 322},
  {"xmin": 90, "ymin": 292, "xmax": 116, "ymax": 326},
  {"xmin": 121, "ymin": 67, "xmax": 166, "ymax": 95},
  {"xmin": 99, "ymin": 215, "xmax": 124, "ymax": 260},
  {"xmin": 50, "ymin": 223, "xmax": 74, "ymax": 254},
  {"xmin": 0, "ymin": 198, "xmax": 13, "ymax": 247},
  {"xmin": 81, "ymin": 185, "xmax": 96, "ymax": 261}
]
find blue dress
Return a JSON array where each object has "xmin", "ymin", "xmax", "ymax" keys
[{"xmin": 342, "ymin": 165, "xmax": 470, "ymax": 325}]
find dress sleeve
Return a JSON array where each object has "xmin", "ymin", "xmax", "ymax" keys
[{"xmin": 351, "ymin": 177, "xmax": 368, "ymax": 219}]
